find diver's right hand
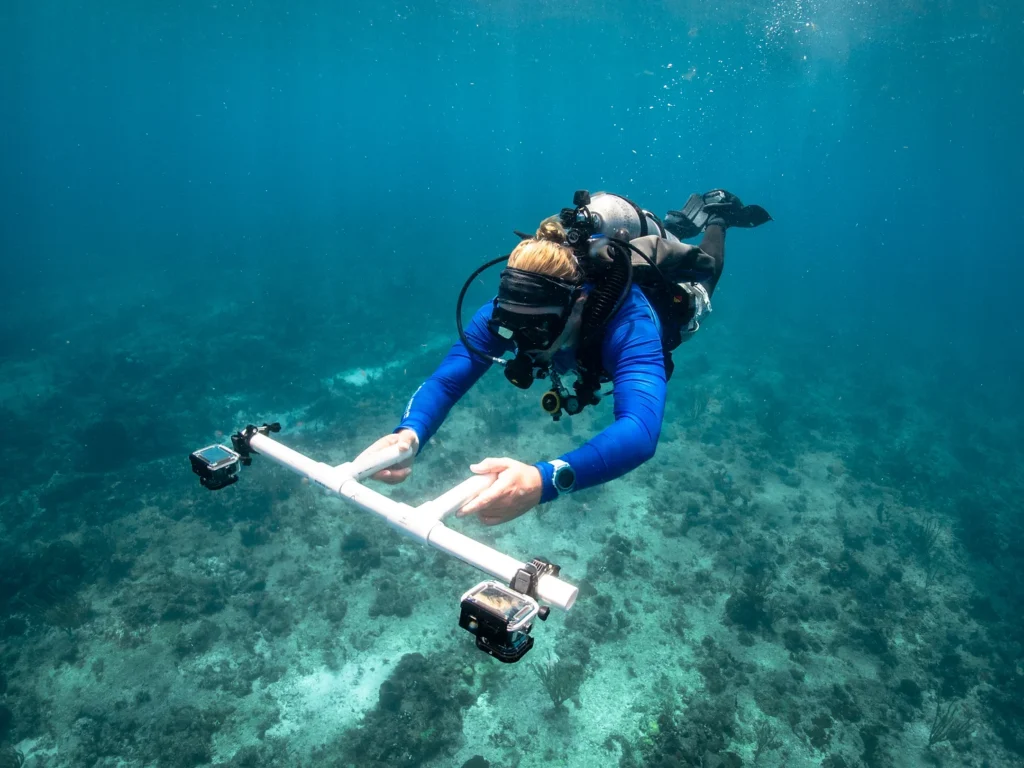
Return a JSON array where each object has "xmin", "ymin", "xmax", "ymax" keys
[{"xmin": 359, "ymin": 429, "xmax": 419, "ymax": 484}]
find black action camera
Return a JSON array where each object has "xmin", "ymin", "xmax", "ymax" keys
[
  {"xmin": 458, "ymin": 559, "xmax": 559, "ymax": 663},
  {"xmin": 189, "ymin": 444, "xmax": 242, "ymax": 490},
  {"xmin": 188, "ymin": 423, "xmax": 281, "ymax": 491},
  {"xmin": 459, "ymin": 581, "xmax": 542, "ymax": 663}
]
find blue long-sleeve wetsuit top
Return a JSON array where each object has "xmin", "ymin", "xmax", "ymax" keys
[{"xmin": 397, "ymin": 284, "xmax": 668, "ymax": 503}]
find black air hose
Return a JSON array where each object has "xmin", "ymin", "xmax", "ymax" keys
[
  {"xmin": 581, "ymin": 238, "xmax": 632, "ymax": 337},
  {"xmin": 456, "ymin": 254, "xmax": 509, "ymax": 364}
]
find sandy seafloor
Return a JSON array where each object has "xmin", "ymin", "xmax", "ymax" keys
[{"xmin": 1, "ymin": 282, "xmax": 1022, "ymax": 768}]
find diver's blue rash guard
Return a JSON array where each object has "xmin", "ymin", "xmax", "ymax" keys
[{"xmin": 397, "ymin": 285, "xmax": 667, "ymax": 503}]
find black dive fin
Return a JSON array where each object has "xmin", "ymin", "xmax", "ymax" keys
[
  {"xmin": 701, "ymin": 189, "xmax": 772, "ymax": 229},
  {"xmin": 664, "ymin": 193, "xmax": 706, "ymax": 239},
  {"xmin": 732, "ymin": 204, "xmax": 772, "ymax": 228},
  {"xmin": 513, "ymin": 229, "xmax": 533, "ymax": 240}
]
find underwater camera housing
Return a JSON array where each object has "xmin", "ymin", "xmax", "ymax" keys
[
  {"xmin": 459, "ymin": 581, "xmax": 546, "ymax": 663},
  {"xmin": 189, "ymin": 444, "xmax": 242, "ymax": 490},
  {"xmin": 189, "ymin": 423, "xmax": 281, "ymax": 491},
  {"xmin": 459, "ymin": 558, "xmax": 558, "ymax": 663}
]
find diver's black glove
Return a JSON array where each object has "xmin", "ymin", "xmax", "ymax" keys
[{"xmin": 665, "ymin": 190, "xmax": 772, "ymax": 238}]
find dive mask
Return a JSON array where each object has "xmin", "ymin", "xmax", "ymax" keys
[{"xmin": 488, "ymin": 268, "xmax": 581, "ymax": 353}]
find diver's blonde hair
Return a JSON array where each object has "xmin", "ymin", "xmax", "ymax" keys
[{"xmin": 507, "ymin": 216, "xmax": 580, "ymax": 282}]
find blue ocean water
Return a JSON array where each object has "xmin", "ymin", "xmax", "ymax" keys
[{"xmin": 1, "ymin": 1, "xmax": 1022, "ymax": 766}]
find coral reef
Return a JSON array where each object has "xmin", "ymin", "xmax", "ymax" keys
[
  {"xmin": 530, "ymin": 652, "xmax": 588, "ymax": 711},
  {"xmin": 0, "ymin": 171, "xmax": 1021, "ymax": 768},
  {"xmin": 616, "ymin": 694, "xmax": 741, "ymax": 768},
  {"xmin": 326, "ymin": 651, "xmax": 478, "ymax": 767},
  {"xmin": 928, "ymin": 700, "xmax": 975, "ymax": 747},
  {"xmin": 0, "ymin": 746, "xmax": 25, "ymax": 768}
]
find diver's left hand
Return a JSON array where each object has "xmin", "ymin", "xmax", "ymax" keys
[{"xmin": 457, "ymin": 457, "xmax": 543, "ymax": 525}]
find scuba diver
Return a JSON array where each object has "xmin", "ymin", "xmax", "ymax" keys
[{"xmin": 356, "ymin": 190, "xmax": 771, "ymax": 525}]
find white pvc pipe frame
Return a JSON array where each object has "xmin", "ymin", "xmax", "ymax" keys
[{"xmin": 248, "ymin": 433, "xmax": 578, "ymax": 611}]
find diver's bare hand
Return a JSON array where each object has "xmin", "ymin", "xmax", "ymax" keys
[
  {"xmin": 358, "ymin": 429, "xmax": 419, "ymax": 484},
  {"xmin": 457, "ymin": 457, "xmax": 542, "ymax": 525}
]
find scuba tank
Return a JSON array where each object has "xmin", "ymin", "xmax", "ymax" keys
[{"xmin": 575, "ymin": 192, "xmax": 668, "ymax": 242}]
